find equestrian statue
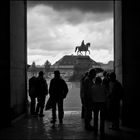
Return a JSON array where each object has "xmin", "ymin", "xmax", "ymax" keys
[{"xmin": 75, "ymin": 40, "xmax": 90, "ymax": 56}]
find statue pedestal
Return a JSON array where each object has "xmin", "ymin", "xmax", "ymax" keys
[
  {"xmin": 70, "ymin": 56, "xmax": 93, "ymax": 81},
  {"xmin": 75, "ymin": 56, "xmax": 92, "ymax": 69}
]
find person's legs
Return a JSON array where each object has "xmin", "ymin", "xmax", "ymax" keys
[
  {"xmin": 109, "ymin": 101, "xmax": 120, "ymax": 130},
  {"xmin": 81, "ymin": 105, "xmax": 85, "ymax": 119},
  {"xmin": 30, "ymin": 97, "xmax": 36, "ymax": 115},
  {"xmin": 112, "ymin": 103, "xmax": 120, "ymax": 129},
  {"xmin": 36, "ymin": 97, "xmax": 41, "ymax": 115},
  {"xmin": 51, "ymin": 102, "xmax": 57, "ymax": 123},
  {"xmin": 39, "ymin": 97, "xmax": 46, "ymax": 117},
  {"xmin": 81, "ymin": 98, "xmax": 85, "ymax": 119},
  {"xmin": 100, "ymin": 103, "xmax": 106, "ymax": 134},
  {"xmin": 93, "ymin": 103, "xmax": 99, "ymax": 133},
  {"xmin": 58, "ymin": 99, "xmax": 64, "ymax": 124},
  {"xmin": 84, "ymin": 106, "xmax": 93, "ymax": 130}
]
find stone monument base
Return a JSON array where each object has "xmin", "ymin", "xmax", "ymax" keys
[{"xmin": 69, "ymin": 56, "xmax": 93, "ymax": 81}]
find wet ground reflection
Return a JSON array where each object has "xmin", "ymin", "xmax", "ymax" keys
[{"xmin": 0, "ymin": 111, "xmax": 140, "ymax": 139}]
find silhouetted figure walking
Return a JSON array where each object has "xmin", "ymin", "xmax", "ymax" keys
[
  {"xmin": 29, "ymin": 74, "xmax": 37, "ymax": 115},
  {"xmin": 92, "ymin": 76, "xmax": 107, "ymax": 135},
  {"xmin": 36, "ymin": 71, "xmax": 48, "ymax": 117},
  {"xmin": 80, "ymin": 71, "xmax": 88, "ymax": 119},
  {"xmin": 83, "ymin": 68, "xmax": 96, "ymax": 130},
  {"xmin": 102, "ymin": 71, "xmax": 110, "ymax": 120},
  {"xmin": 49, "ymin": 70, "xmax": 68, "ymax": 125},
  {"xmin": 108, "ymin": 72, "xmax": 123, "ymax": 130}
]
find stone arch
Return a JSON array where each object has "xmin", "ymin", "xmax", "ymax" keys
[{"xmin": 0, "ymin": 0, "xmax": 139, "ymax": 129}]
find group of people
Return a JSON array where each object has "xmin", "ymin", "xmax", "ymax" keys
[
  {"xmin": 29, "ymin": 71, "xmax": 48, "ymax": 117},
  {"xmin": 80, "ymin": 68, "xmax": 123, "ymax": 135},
  {"xmin": 29, "ymin": 68, "xmax": 123, "ymax": 134},
  {"xmin": 29, "ymin": 70, "xmax": 68, "ymax": 125}
]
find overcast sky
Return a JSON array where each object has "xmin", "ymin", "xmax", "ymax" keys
[{"xmin": 27, "ymin": 1, "xmax": 114, "ymax": 65}]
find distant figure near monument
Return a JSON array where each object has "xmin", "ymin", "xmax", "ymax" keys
[{"xmin": 75, "ymin": 40, "xmax": 90, "ymax": 56}]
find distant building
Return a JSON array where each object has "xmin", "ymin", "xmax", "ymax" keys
[
  {"xmin": 50, "ymin": 55, "xmax": 76, "ymax": 80},
  {"xmin": 27, "ymin": 65, "xmax": 45, "ymax": 79},
  {"xmin": 27, "ymin": 55, "xmax": 110, "ymax": 81},
  {"xmin": 99, "ymin": 61, "xmax": 114, "ymax": 72},
  {"xmin": 50, "ymin": 55, "xmax": 101, "ymax": 80}
]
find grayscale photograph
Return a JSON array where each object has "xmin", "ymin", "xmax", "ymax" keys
[{"xmin": 0, "ymin": 0, "xmax": 140, "ymax": 140}]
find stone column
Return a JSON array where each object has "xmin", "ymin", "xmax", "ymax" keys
[
  {"xmin": 115, "ymin": 1, "xmax": 140, "ymax": 128},
  {"xmin": 10, "ymin": 1, "xmax": 27, "ymax": 122},
  {"xmin": 114, "ymin": 0, "xmax": 122, "ymax": 83}
]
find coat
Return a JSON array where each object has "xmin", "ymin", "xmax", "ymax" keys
[
  {"xmin": 49, "ymin": 77, "xmax": 68, "ymax": 100},
  {"xmin": 36, "ymin": 76, "xmax": 48, "ymax": 98}
]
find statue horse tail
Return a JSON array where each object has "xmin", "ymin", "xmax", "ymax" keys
[{"xmin": 75, "ymin": 46, "xmax": 78, "ymax": 52}]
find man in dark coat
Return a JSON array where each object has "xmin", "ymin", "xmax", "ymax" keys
[
  {"xmin": 108, "ymin": 72, "xmax": 123, "ymax": 130},
  {"xmin": 29, "ymin": 74, "xmax": 37, "ymax": 115},
  {"xmin": 102, "ymin": 71, "xmax": 110, "ymax": 120},
  {"xmin": 36, "ymin": 71, "xmax": 48, "ymax": 117},
  {"xmin": 83, "ymin": 68, "xmax": 96, "ymax": 130},
  {"xmin": 80, "ymin": 71, "xmax": 88, "ymax": 119},
  {"xmin": 49, "ymin": 70, "xmax": 68, "ymax": 125}
]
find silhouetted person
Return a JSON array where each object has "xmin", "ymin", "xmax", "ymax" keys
[
  {"xmin": 102, "ymin": 71, "xmax": 110, "ymax": 120},
  {"xmin": 36, "ymin": 71, "xmax": 48, "ymax": 117},
  {"xmin": 80, "ymin": 71, "xmax": 88, "ymax": 119},
  {"xmin": 29, "ymin": 74, "xmax": 37, "ymax": 115},
  {"xmin": 83, "ymin": 68, "xmax": 96, "ymax": 130},
  {"xmin": 49, "ymin": 70, "xmax": 68, "ymax": 125},
  {"xmin": 92, "ymin": 76, "xmax": 107, "ymax": 135},
  {"xmin": 108, "ymin": 72, "xmax": 123, "ymax": 130},
  {"xmin": 81, "ymin": 40, "xmax": 85, "ymax": 47},
  {"xmin": 102, "ymin": 71, "xmax": 109, "ymax": 89}
]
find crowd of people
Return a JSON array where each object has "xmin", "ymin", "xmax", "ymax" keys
[
  {"xmin": 29, "ymin": 68, "xmax": 123, "ymax": 136},
  {"xmin": 80, "ymin": 68, "xmax": 123, "ymax": 135}
]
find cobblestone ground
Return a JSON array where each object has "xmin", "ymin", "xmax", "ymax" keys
[{"xmin": 0, "ymin": 111, "xmax": 140, "ymax": 140}]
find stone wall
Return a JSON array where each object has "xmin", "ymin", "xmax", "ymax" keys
[
  {"xmin": 10, "ymin": 1, "xmax": 27, "ymax": 121},
  {"xmin": 115, "ymin": 1, "xmax": 140, "ymax": 128}
]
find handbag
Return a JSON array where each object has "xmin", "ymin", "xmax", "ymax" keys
[{"xmin": 45, "ymin": 97, "xmax": 54, "ymax": 110}]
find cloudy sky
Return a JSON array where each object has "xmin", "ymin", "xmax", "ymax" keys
[{"xmin": 27, "ymin": 1, "xmax": 114, "ymax": 65}]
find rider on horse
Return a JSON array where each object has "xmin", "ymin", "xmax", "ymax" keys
[
  {"xmin": 81, "ymin": 40, "xmax": 85, "ymax": 48},
  {"xmin": 75, "ymin": 40, "xmax": 90, "ymax": 55}
]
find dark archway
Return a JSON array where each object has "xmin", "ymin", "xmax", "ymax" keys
[{"xmin": 1, "ymin": 0, "xmax": 140, "ymax": 129}]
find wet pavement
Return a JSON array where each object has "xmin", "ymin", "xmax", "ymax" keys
[{"xmin": 0, "ymin": 111, "xmax": 140, "ymax": 140}]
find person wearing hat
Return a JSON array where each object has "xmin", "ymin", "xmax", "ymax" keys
[
  {"xmin": 49, "ymin": 70, "xmax": 68, "ymax": 125},
  {"xmin": 36, "ymin": 71, "xmax": 48, "ymax": 117}
]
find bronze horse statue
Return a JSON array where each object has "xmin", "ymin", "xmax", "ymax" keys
[{"xmin": 75, "ymin": 42, "xmax": 90, "ymax": 55}]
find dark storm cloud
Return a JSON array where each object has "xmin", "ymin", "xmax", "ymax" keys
[{"xmin": 27, "ymin": 0, "xmax": 113, "ymax": 13}]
